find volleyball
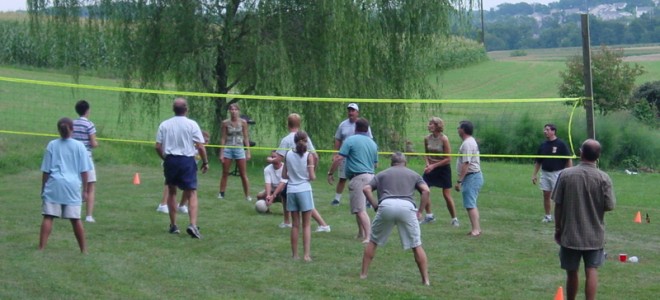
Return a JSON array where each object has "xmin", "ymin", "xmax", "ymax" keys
[{"xmin": 254, "ymin": 200, "xmax": 268, "ymax": 213}]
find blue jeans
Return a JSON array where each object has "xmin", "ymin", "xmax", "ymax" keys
[{"xmin": 462, "ymin": 172, "xmax": 483, "ymax": 209}]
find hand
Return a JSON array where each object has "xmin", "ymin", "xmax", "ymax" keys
[
  {"xmin": 200, "ymin": 163, "xmax": 209, "ymax": 174},
  {"xmin": 246, "ymin": 151, "xmax": 251, "ymax": 161},
  {"xmin": 416, "ymin": 210, "xmax": 422, "ymax": 221},
  {"xmin": 327, "ymin": 173, "xmax": 335, "ymax": 185},
  {"xmin": 554, "ymin": 230, "xmax": 561, "ymax": 244},
  {"xmin": 532, "ymin": 175, "xmax": 537, "ymax": 185},
  {"xmin": 265, "ymin": 195, "xmax": 273, "ymax": 205},
  {"xmin": 454, "ymin": 183, "xmax": 461, "ymax": 192},
  {"xmin": 423, "ymin": 165, "xmax": 433, "ymax": 174}
]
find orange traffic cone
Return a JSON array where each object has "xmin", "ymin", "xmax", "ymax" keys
[
  {"xmin": 554, "ymin": 286, "xmax": 564, "ymax": 300},
  {"xmin": 634, "ymin": 211, "xmax": 642, "ymax": 223},
  {"xmin": 133, "ymin": 173, "xmax": 141, "ymax": 185}
]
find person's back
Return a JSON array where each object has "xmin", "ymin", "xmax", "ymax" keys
[
  {"xmin": 285, "ymin": 150, "xmax": 311, "ymax": 192},
  {"xmin": 42, "ymin": 138, "xmax": 90, "ymax": 205},
  {"xmin": 372, "ymin": 166, "xmax": 423, "ymax": 205},
  {"xmin": 553, "ymin": 163, "xmax": 614, "ymax": 249}
]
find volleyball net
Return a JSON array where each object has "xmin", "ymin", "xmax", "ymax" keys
[{"xmin": 0, "ymin": 75, "xmax": 583, "ymax": 160}]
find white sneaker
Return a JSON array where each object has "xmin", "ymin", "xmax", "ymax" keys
[
  {"xmin": 85, "ymin": 216, "xmax": 96, "ymax": 223},
  {"xmin": 217, "ymin": 193, "xmax": 224, "ymax": 199},
  {"xmin": 278, "ymin": 222, "xmax": 292, "ymax": 228},
  {"xmin": 246, "ymin": 196, "xmax": 253, "ymax": 202},
  {"xmin": 542, "ymin": 215, "xmax": 553, "ymax": 223},
  {"xmin": 315, "ymin": 225, "xmax": 331, "ymax": 232},
  {"xmin": 156, "ymin": 204, "xmax": 169, "ymax": 214},
  {"xmin": 177, "ymin": 205, "xmax": 188, "ymax": 214},
  {"xmin": 451, "ymin": 218, "xmax": 460, "ymax": 227}
]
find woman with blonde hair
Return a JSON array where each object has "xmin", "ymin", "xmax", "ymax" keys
[
  {"xmin": 421, "ymin": 117, "xmax": 459, "ymax": 227},
  {"xmin": 218, "ymin": 103, "xmax": 251, "ymax": 201}
]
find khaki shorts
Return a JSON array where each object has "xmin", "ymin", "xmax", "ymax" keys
[
  {"xmin": 348, "ymin": 173, "xmax": 373, "ymax": 214},
  {"xmin": 42, "ymin": 201, "xmax": 82, "ymax": 219}
]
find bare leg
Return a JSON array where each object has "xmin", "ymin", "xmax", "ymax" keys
[
  {"xmin": 585, "ymin": 267, "xmax": 598, "ymax": 300},
  {"xmin": 282, "ymin": 198, "xmax": 291, "ymax": 224},
  {"xmin": 219, "ymin": 158, "xmax": 233, "ymax": 194},
  {"xmin": 160, "ymin": 186, "xmax": 168, "ymax": 205},
  {"xmin": 356, "ymin": 211, "xmax": 371, "ymax": 243},
  {"xmin": 543, "ymin": 190, "xmax": 552, "ymax": 215},
  {"xmin": 442, "ymin": 188, "xmax": 456, "ymax": 218},
  {"xmin": 360, "ymin": 241, "xmax": 377, "ymax": 279},
  {"xmin": 71, "ymin": 219, "xmax": 87, "ymax": 253},
  {"xmin": 236, "ymin": 158, "xmax": 251, "ymax": 198},
  {"xmin": 566, "ymin": 270, "xmax": 579, "ymax": 300},
  {"xmin": 302, "ymin": 210, "xmax": 312, "ymax": 261},
  {"xmin": 167, "ymin": 185, "xmax": 177, "ymax": 226},
  {"xmin": 412, "ymin": 246, "xmax": 430, "ymax": 285},
  {"xmin": 38, "ymin": 216, "xmax": 54, "ymax": 250},
  {"xmin": 336, "ymin": 178, "xmax": 347, "ymax": 195},
  {"xmin": 311, "ymin": 209, "xmax": 327, "ymax": 226},
  {"xmin": 184, "ymin": 189, "xmax": 198, "ymax": 226},
  {"xmin": 85, "ymin": 182, "xmax": 96, "ymax": 218},
  {"xmin": 179, "ymin": 190, "xmax": 189, "ymax": 207},
  {"xmin": 291, "ymin": 211, "xmax": 300, "ymax": 259},
  {"xmin": 467, "ymin": 207, "xmax": 481, "ymax": 235}
]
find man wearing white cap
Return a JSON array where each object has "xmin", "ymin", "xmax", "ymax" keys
[{"xmin": 329, "ymin": 103, "xmax": 373, "ymax": 206}]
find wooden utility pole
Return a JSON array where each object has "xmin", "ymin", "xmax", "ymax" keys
[
  {"xmin": 480, "ymin": 0, "xmax": 485, "ymax": 46},
  {"xmin": 581, "ymin": 14, "xmax": 595, "ymax": 139}
]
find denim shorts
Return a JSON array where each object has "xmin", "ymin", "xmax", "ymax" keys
[
  {"xmin": 462, "ymin": 172, "xmax": 483, "ymax": 209},
  {"xmin": 223, "ymin": 147, "xmax": 246, "ymax": 160},
  {"xmin": 286, "ymin": 190, "xmax": 315, "ymax": 212}
]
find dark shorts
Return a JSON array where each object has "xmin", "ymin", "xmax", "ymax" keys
[
  {"xmin": 163, "ymin": 155, "xmax": 198, "ymax": 190},
  {"xmin": 559, "ymin": 247, "xmax": 605, "ymax": 271},
  {"xmin": 423, "ymin": 165, "xmax": 452, "ymax": 189}
]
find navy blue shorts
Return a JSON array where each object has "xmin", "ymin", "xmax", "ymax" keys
[{"xmin": 163, "ymin": 155, "xmax": 198, "ymax": 190}]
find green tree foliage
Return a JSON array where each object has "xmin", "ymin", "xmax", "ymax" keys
[
  {"xmin": 558, "ymin": 46, "xmax": 645, "ymax": 115},
  {"xmin": 630, "ymin": 81, "xmax": 660, "ymax": 127},
  {"xmin": 27, "ymin": 0, "xmax": 477, "ymax": 150}
]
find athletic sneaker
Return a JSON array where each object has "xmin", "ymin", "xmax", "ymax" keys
[
  {"xmin": 217, "ymin": 193, "xmax": 224, "ymax": 199},
  {"xmin": 169, "ymin": 224, "xmax": 180, "ymax": 234},
  {"xmin": 315, "ymin": 225, "xmax": 331, "ymax": 232},
  {"xmin": 331, "ymin": 199, "xmax": 340, "ymax": 206},
  {"xmin": 156, "ymin": 204, "xmax": 169, "ymax": 214},
  {"xmin": 246, "ymin": 196, "xmax": 253, "ymax": 202},
  {"xmin": 420, "ymin": 216, "xmax": 436, "ymax": 225},
  {"xmin": 542, "ymin": 215, "xmax": 553, "ymax": 223},
  {"xmin": 278, "ymin": 222, "xmax": 292, "ymax": 228},
  {"xmin": 451, "ymin": 218, "xmax": 460, "ymax": 227},
  {"xmin": 85, "ymin": 216, "xmax": 96, "ymax": 223},
  {"xmin": 186, "ymin": 224, "xmax": 202, "ymax": 239},
  {"xmin": 177, "ymin": 205, "xmax": 188, "ymax": 214}
]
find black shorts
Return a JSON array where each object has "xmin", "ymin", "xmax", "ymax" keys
[
  {"xmin": 163, "ymin": 155, "xmax": 198, "ymax": 190},
  {"xmin": 423, "ymin": 165, "xmax": 452, "ymax": 189}
]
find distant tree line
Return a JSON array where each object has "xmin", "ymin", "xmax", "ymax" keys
[{"xmin": 477, "ymin": 1, "xmax": 659, "ymax": 51}]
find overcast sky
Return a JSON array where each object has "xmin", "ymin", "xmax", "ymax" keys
[{"xmin": 0, "ymin": 0, "xmax": 558, "ymax": 12}]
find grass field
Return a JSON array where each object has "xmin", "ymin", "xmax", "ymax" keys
[
  {"xmin": 0, "ymin": 158, "xmax": 658, "ymax": 299},
  {"xmin": 1, "ymin": 46, "xmax": 659, "ymax": 299}
]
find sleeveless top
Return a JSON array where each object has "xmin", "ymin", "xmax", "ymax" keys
[
  {"xmin": 224, "ymin": 120, "xmax": 244, "ymax": 146},
  {"xmin": 426, "ymin": 134, "xmax": 445, "ymax": 164}
]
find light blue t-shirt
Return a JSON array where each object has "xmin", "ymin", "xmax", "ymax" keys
[
  {"xmin": 338, "ymin": 133, "xmax": 378, "ymax": 178},
  {"xmin": 334, "ymin": 119, "xmax": 373, "ymax": 142},
  {"xmin": 41, "ymin": 138, "xmax": 92, "ymax": 205}
]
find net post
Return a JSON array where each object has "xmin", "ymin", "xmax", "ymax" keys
[{"xmin": 581, "ymin": 14, "xmax": 595, "ymax": 139}]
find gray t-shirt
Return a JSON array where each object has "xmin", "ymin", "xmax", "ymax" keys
[
  {"xmin": 367, "ymin": 166, "xmax": 425, "ymax": 206},
  {"xmin": 457, "ymin": 136, "xmax": 481, "ymax": 174}
]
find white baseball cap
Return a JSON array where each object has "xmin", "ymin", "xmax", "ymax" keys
[{"xmin": 347, "ymin": 103, "xmax": 359, "ymax": 111}]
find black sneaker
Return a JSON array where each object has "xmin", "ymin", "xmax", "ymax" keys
[
  {"xmin": 186, "ymin": 224, "xmax": 202, "ymax": 239},
  {"xmin": 169, "ymin": 224, "xmax": 180, "ymax": 234}
]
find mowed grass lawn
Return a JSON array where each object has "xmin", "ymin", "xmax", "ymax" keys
[
  {"xmin": 1, "ymin": 47, "xmax": 659, "ymax": 299},
  {"xmin": 0, "ymin": 157, "xmax": 658, "ymax": 299}
]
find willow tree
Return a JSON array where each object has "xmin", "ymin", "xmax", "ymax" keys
[{"xmin": 28, "ymin": 0, "xmax": 475, "ymax": 150}]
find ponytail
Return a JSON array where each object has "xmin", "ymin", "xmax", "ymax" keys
[
  {"xmin": 293, "ymin": 131, "xmax": 309, "ymax": 157},
  {"xmin": 57, "ymin": 117, "xmax": 73, "ymax": 139}
]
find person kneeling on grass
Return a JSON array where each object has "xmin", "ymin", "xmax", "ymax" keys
[
  {"xmin": 39, "ymin": 117, "xmax": 93, "ymax": 253},
  {"xmin": 360, "ymin": 152, "xmax": 430, "ymax": 285}
]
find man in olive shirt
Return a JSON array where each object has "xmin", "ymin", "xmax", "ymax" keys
[{"xmin": 552, "ymin": 139, "xmax": 615, "ymax": 300}]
